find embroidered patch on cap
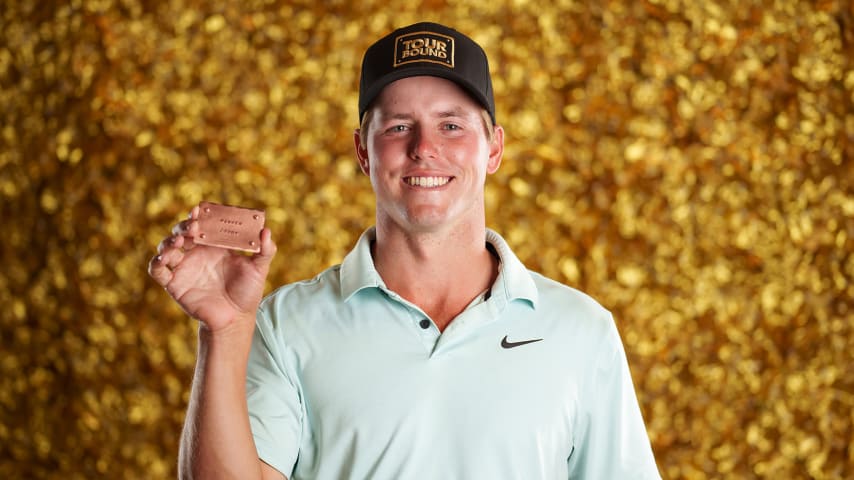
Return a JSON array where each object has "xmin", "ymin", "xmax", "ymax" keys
[{"xmin": 393, "ymin": 30, "xmax": 455, "ymax": 68}]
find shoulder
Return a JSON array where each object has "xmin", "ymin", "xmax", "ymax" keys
[
  {"xmin": 258, "ymin": 264, "xmax": 344, "ymax": 325},
  {"xmin": 523, "ymin": 270, "xmax": 620, "ymax": 345},
  {"xmin": 263, "ymin": 264, "xmax": 342, "ymax": 301},
  {"xmin": 529, "ymin": 271, "xmax": 611, "ymax": 319}
]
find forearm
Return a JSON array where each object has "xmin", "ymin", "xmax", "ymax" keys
[{"xmin": 179, "ymin": 320, "xmax": 262, "ymax": 480}]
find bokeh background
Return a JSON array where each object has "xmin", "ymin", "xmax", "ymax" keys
[{"xmin": 1, "ymin": 0, "xmax": 852, "ymax": 478}]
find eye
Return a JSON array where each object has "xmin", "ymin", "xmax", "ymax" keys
[
  {"xmin": 442, "ymin": 123, "xmax": 461, "ymax": 131},
  {"xmin": 386, "ymin": 124, "xmax": 409, "ymax": 134}
]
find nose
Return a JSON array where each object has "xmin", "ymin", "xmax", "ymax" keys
[{"xmin": 408, "ymin": 126, "xmax": 439, "ymax": 161}]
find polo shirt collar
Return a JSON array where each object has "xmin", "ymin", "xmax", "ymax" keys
[
  {"xmin": 340, "ymin": 227, "xmax": 538, "ymax": 308},
  {"xmin": 485, "ymin": 228, "xmax": 538, "ymax": 309},
  {"xmin": 340, "ymin": 227, "xmax": 385, "ymax": 301}
]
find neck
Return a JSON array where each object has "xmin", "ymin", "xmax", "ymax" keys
[{"xmin": 371, "ymin": 221, "xmax": 498, "ymax": 331}]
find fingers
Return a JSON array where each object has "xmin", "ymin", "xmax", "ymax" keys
[
  {"xmin": 150, "ymin": 206, "xmax": 276, "ymax": 293},
  {"xmin": 253, "ymin": 228, "xmax": 277, "ymax": 268},
  {"xmin": 157, "ymin": 233, "xmax": 178, "ymax": 254},
  {"xmin": 170, "ymin": 214, "xmax": 200, "ymax": 250},
  {"xmin": 148, "ymin": 252, "xmax": 174, "ymax": 287},
  {"xmin": 150, "ymin": 206, "xmax": 199, "ymax": 287}
]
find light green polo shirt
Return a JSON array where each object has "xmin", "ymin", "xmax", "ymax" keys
[{"xmin": 247, "ymin": 227, "xmax": 660, "ymax": 479}]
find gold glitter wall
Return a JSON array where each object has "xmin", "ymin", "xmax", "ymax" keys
[{"xmin": 1, "ymin": 0, "xmax": 851, "ymax": 478}]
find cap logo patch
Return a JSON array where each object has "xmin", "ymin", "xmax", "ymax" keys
[{"xmin": 393, "ymin": 31, "xmax": 454, "ymax": 69}]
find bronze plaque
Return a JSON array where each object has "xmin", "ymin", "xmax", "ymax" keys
[{"xmin": 195, "ymin": 201, "xmax": 265, "ymax": 253}]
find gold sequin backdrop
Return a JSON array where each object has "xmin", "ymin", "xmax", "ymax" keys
[{"xmin": 1, "ymin": 0, "xmax": 851, "ymax": 478}]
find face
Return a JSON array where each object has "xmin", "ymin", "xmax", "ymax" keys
[{"xmin": 354, "ymin": 76, "xmax": 504, "ymax": 235}]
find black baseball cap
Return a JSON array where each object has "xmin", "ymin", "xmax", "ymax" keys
[{"xmin": 358, "ymin": 22, "xmax": 496, "ymax": 124}]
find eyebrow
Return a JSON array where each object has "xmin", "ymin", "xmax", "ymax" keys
[
  {"xmin": 436, "ymin": 106, "xmax": 467, "ymax": 118},
  {"xmin": 383, "ymin": 107, "xmax": 469, "ymax": 121}
]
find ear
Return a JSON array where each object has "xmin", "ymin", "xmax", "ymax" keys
[
  {"xmin": 486, "ymin": 125, "xmax": 504, "ymax": 174},
  {"xmin": 354, "ymin": 129, "xmax": 370, "ymax": 176}
]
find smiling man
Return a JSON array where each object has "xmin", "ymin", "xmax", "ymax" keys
[{"xmin": 149, "ymin": 22, "xmax": 661, "ymax": 480}]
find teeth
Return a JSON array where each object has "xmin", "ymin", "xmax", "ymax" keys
[{"xmin": 406, "ymin": 176, "xmax": 450, "ymax": 187}]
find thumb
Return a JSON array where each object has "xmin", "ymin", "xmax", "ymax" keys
[{"xmin": 253, "ymin": 228, "xmax": 277, "ymax": 270}]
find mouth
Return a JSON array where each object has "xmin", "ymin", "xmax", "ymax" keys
[{"xmin": 404, "ymin": 176, "xmax": 452, "ymax": 188}]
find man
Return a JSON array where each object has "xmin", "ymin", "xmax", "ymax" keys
[{"xmin": 149, "ymin": 22, "xmax": 661, "ymax": 479}]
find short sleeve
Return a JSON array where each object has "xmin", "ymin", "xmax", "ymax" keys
[
  {"xmin": 566, "ymin": 317, "xmax": 661, "ymax": 479},
  {"xmin": 246, "ymin": 307, "xmax": 303, "ymax": 477}
]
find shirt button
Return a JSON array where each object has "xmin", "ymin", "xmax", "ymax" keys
[{"xmin": 419, "ymin": 319, "xmax": 431, "ymax": 329}]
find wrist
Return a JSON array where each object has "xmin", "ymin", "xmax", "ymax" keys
[{"xmin": 197, "ymin": 314, "xmax": 256, "ymax": 354}]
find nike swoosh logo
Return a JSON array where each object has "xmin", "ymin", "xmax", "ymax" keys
[{"xmin": 500, "ymin": 335, "xmax": 543, "ymax": 349}]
